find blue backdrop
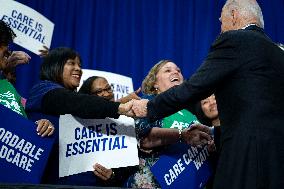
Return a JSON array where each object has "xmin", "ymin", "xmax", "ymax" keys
[{"xmin": 12, "ymin": 0, "xmax": 284, "ymax": 98}]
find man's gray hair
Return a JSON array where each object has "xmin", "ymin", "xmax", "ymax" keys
[{"xmin": 224, "ymin": 0, "xmax": 264, "ymax": 28}]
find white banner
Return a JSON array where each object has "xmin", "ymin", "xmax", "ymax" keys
[
  {"xmin": 59, "ymin": 115, "xmax": 139, "ymax": 177},
  {"xmin": 79, "ymin": 69, "xmax": 134, "ymax": 100},
  {"xmin": 0, "ymin": 0, "xmax": 54, "ymax": 55}
]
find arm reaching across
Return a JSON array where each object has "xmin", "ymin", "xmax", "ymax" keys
[
  {"xmin": 117, "ymin": 87, "xmax": 141, "ymax": 103},
  {"xmin": 139, "ymin": 124, "xmax": 213, "ymax": 150}
]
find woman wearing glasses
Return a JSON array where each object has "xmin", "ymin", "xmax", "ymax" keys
[
  {"xmin": 79, "ymin": 76, "xmax": 141, "ymax": 103},
  {"xmin": 78, "ymin": 76, "xmax": 140, "ymax": 187}
]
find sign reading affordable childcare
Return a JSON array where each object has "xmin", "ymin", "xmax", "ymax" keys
[
  {"xmin": 0, "ymin": 0, "xmax": 54, "ymax": 55},
  {"xmin": 0, "ymin": 104, "xmax": 54, "ymax": 183},
  {"xmin": 59, "ymin": 115, "xmax": 139, "ymax": 177}
]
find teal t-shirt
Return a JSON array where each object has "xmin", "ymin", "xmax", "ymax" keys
[{"xmin": 0, "ymin": 79, "xmax": 27, "ymax": 118}]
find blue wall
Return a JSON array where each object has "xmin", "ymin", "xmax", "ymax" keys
[{"xmin": 11, "ymin": 0, "xmax": 284, "ymax": 98}]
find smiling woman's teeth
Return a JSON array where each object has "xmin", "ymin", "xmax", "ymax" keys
[
  {"xmin": 170, "ymin": 78, "xmax": 179, "ymax": 82},
  {"xmin": 72, "ymin": 75, "xmax": 80, "ymax": 78}
]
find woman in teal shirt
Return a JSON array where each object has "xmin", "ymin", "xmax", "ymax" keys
[{"xmin": 125, "ymin": 60, "xmax": 210, "ymax": 188}]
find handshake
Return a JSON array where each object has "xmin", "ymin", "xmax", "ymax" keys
[
  {"xmin": 118, "ymin": 99, "xmax": 215, "ymax": 150},
  {"xmin": 117, "ymin": 99, "xmax": 149, "ymax": 118}
]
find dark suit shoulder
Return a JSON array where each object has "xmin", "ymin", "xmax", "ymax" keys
[
  {"xmin": 210, "ymin": 31, "xmax": 240, "ymax": 51},
  {"xmin": 224, "ymin": 28, "xmax": 266, "ymax": 40},
  {"xmin": 212, "ymin": 28, "xmax": 266, "ymax": 50}
]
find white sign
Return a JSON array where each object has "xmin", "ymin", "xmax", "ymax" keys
[
  {"xmin": 59, "ymin": 115, "xmax": 139, "ymax": 177},
  {"xmin": 79, "ymin": 69, "xmax": 134, "ymax": 100},
  {"xmin": 0, "ymin": 0, "xmax": 54, "ymax": 55}
]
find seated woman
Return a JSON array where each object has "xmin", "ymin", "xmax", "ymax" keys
[
  {"xmin": 78, "ymin": 76, "xmax": 139, "ymax": 187},
  {"xmin": 25, "ymin": 47, "xmax": 133, "ymax": 185},
  {"xmin": 125, "ymin": 60, "xmax": 212, "ymax": 188}
]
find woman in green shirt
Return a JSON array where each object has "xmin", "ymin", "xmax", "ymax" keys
[{"xmin": 125, "ymin": 60, "xmax": 212, "ymax": 188}]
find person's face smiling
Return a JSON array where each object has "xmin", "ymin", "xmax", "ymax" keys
[
  {"xmin": 201, "ymin": 94, "xmax": 219, "ymax": 120},
  {"xmin": 91, "ymin": 78, "xmax": 114, "ymax": 101},
  {"xmin": 62, "ymin": 56, "xmax": 82, "ymax": 90},
  {"xmin": 154, "ymin": 62, "xmax": 183, "ymax": 93}
]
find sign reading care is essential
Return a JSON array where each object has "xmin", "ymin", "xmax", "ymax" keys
[
  {"xmin": 59, "ymin": 115, "xmax": 139, "ymax": 177},
  {"xmin": 0, "ymin": 0, "xmax": 54, "ymax": 55},
  {"xmin": 79, "ymin": 69, "xmax": 134, "ymax": 101},
  {"xmin": 0, "ymin": 104, "xmax": 54, "ymax": 183}
]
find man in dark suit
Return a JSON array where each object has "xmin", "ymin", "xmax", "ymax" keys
[{"xmin": 132, "ymin": 0, "xmax": 284, "ymax": 188}]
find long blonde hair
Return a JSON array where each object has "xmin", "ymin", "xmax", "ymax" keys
[{"xmin": 142, "ymin": 59, "xmax": 172, "ymax": 95}]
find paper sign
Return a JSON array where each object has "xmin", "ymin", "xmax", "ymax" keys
[
  {"xmin": 0, "ymin": 0, "xmax": 54, "ymax": 55},
  {"xmin": 59, "ymin": 114, "xmax": 139, "ymax": 177}
]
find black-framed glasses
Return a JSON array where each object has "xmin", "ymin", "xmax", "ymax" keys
[{"xmin": 92, "ymin": 86, "xmax": 113, "ymax": 95}]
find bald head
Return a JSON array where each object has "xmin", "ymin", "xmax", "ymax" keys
[{"xmin": 220, "ymin": 0, "xmax": 264, "ymax": 33}]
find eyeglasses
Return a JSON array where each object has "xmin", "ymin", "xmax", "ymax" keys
[{"xmin": 91, "ymin": 86, "xmax": 113, "ymax": 95}]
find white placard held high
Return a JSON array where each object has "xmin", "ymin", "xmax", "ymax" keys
[{"xmin": 0, "ymin": 0, "xmax": 54, "ymax": 55}]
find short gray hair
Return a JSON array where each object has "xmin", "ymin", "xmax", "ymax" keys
[{"xmin": 224, "ymin": 0, "xmax": 264, "ymax": 28}]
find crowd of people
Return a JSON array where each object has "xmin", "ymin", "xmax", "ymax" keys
[{"xmin": 1, "ymin": 0, "xmax": 284, "ymax": 188}]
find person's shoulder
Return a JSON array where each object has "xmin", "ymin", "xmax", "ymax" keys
[
  {"xmin": 213, "ymin": 29, "xmax": 260, "ymax": 48},
  {"xmin": 216, "ymin": 29, "xmax": 243, "ymax": 41},
  {"xmin": 28, "ymin": 80, "xmax": 64, "ymax": 97},
  {"xmin": 220, "ymin": 28, "xmax": 263, "ymax": 41}
]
